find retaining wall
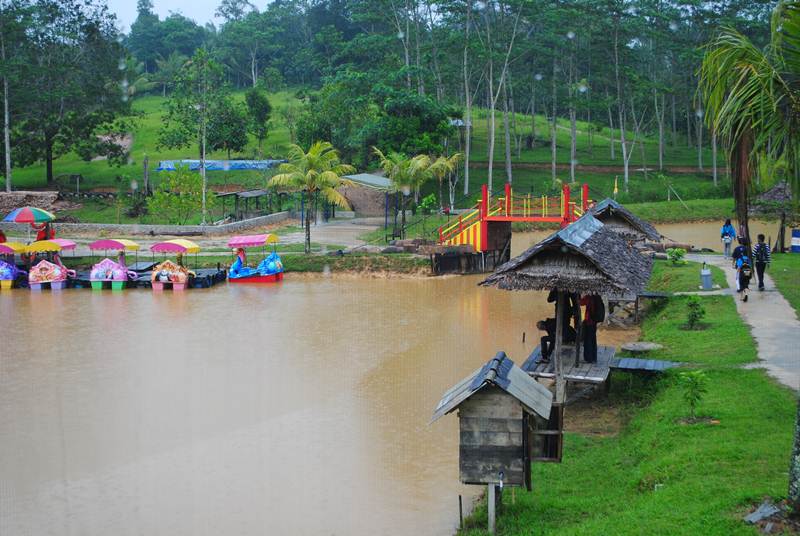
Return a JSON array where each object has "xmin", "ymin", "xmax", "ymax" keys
[{"xmin": 0, "ymin": 211, "xmax": 289, "ymax": 236}]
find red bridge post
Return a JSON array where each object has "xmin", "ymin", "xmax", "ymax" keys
[
  {"xmin": 504, "ymin": 182, "xmax": 511, "ymax": 216},
  {"xmin": 582, "ymin": 183, "xmax": 589, "ymax": 213},
  {"xmin": 561, "ymin": 183, "xmax": 571, "ymax": 228}
]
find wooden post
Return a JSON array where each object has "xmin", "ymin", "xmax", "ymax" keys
[
  {"xmin": 554, "ymin": 291, "xmax": 566, "ymax": 404},
  {"xmin": 573, "ymin": 294, "xmax": 583, "ymax": 367},
  {"xmin": 488, "ymin": 484, "xmax": 496, "ymax": 534}
]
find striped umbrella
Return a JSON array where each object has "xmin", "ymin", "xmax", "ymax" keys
[{"xmin": 3, "ymin": 206, "xmax": 56, "ymax": 223}]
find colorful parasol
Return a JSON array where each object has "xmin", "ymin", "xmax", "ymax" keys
[
  {"xmin": 227, "ymin": 234, "xmax": 279, "ymax": 248},
  {"xmin": 3, "ymin": 206, "xmax": 56, "ymax": 223},
  {"xmin": 150, "ymin": 239, "xmax": 201, "ymax": 254},
  {"xmin": 26, "ymin": 239, "xmax": 76, "ymax": 253},
  {"xmin": 88, "ymin": 239, "xmax": 140, "ymax": 251},
  {"xmin": 0, "ymin": 241, "xmax": 26, "ymax": 254}
]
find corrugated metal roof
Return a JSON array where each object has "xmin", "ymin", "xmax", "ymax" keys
[
  {"xmin": 557, "ymin": 214, "xmax": 604, "ymax": 247},
  {"xmin": 610, "ymin": 357, "xmax": 682, "ymax": 371},
  {"xmin": 431, "ymin": 352, "xmax": 553, "ymax": 423},
  {"xmin": 344, "ymin": 173, "xmax": 393, "ymax": 190}
]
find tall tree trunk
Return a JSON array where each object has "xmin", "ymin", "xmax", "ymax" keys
[
  {"xmin": 305, "ymin": 193, "xmax": 312, "ymax": 253},
  {"xmin": 697, "ymin": 114, "xmax": 704, "ymax": 171},
  {"xmin": 671, "ymin": 92, "xmax": 677, "ymax": 149},
  {"xmin": 685, "ymin": 97, "xmax": 692, "ymax": 148},
  {"xmin": 530, "ymin": 73, "xmax": 536, "ymax": 148},
  {"xmin": 250, "ymin": 51, "xmax": 258, "ymax": 88},
  {"xmin": 712, "ymin": 130, "xmax": 718, "ymax": 187},
  {"xmin": 414, "ymin": 1, "xmax": 424, "ymax": 96},
  {"xmin": 607, "ymin": 96, "xmax": 615, "ymax": 161},
  {"xmin": 613, "ymin": 24, "xmax": 629, "ymax": 192},
  {"xmin": 655, "ymin": 90, "xmax": 664, "ymax": 171},
  {"xmin": 569, "ymin": 106, "xmax": 577, "ymax": 183},
  {"xmin": 45, "ymin": 134, "xmax": 54, "ymax": 185},
  {"xmin": 3, "ymin": 74, "xmax": 10, "ymax": 192},
  {"xmin": 462, "ymin": 0, "xmax": 471, "ymax": 196},
  {"xmin": 502, "ymin": 79, "xmax": 512, "ymax": 184},
  {"xmin": 551, "ymin": 56, "xmax": 557, "ymax": 186},
  {"xmin": 731, "ymin": 131, "xmax": 753, "ymax": 249}
]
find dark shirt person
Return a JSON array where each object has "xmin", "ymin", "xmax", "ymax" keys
[
  {"xmin": 731, "ymin": 238, "xmax": 748, "ymax": 268},
  {"xmin": 752, "ymin": 234, "xmax": 771, "ymax": 291},
  {"xmin": 537, "ymin": 317, "xmax": 577, "ymax": 362}
]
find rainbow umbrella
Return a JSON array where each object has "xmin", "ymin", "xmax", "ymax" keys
[{"xmin": 3, "ymin": 206, "xmax": 56, "ymax": 223}]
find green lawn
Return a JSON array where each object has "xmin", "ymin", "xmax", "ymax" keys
[
  {"xmin": 770, "ymin": 253, "xmax": 800, "ymax": 316},
  {"xmin": 648, "ymin": 259, "xmax": 728, "ymax": 293},
  {"xmin": 461, "ymin": 370, "xmax": 794, "ymax": 536},
  {"xmin": 460, "ymin": 295, "xmax": 793, "ymax": 535}
]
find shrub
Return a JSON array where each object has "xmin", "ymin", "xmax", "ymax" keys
[
  {"xmin": 419, "ymin": 193, "xmax": 437, "ymax": 215},
  {"xmin": 685, "ymin": 296, "xmax": 706, "ymax": 330},
  {"xmin": 667, "ymin": 247, "xmax": 687, "ymax": 265},
  {"xmin": 678, "ymin": 370, "xmax": 708, "ymax": 420}
]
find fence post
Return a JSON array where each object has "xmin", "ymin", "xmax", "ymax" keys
[
  {"xmin": 582, "ymin": 183, "xmax": 589, "ymax": 212},
  {"xmin": 504, "ymin": 182, "xmax": 511, "ymax": 216}
]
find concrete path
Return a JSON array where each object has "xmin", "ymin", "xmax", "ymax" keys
[{"xmin": 687, "ymin": 253, "xmax": 800, "ymax": 391}]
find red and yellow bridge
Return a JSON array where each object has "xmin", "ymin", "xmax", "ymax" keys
[{"xmin": 438, "ymin": 183, "xmax": 590, "ymax": 252}]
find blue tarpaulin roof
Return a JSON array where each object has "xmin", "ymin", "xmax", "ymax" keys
[{"xmin": 156, "ymin": 159, "xmax": 286, "ymax": 172}]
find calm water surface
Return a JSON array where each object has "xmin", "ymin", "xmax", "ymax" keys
[{"xmin": 0, "ymin": 274, "xmax": 637, "ymax": 536}]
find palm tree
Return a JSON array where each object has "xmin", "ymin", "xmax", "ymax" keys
[
  {"xmin": 430, "ymin": 153, "xmax": 462, "ymax": 212},
  {"xmin": 372, "ymin": 148, "xmax": 432, "ymax": 239},
  {"xmin": 701, "ymin": 0, "xmax": 800, "ymax": 511},
  {"xmin": 269, "ymin": 142, "xmax": 355, "ymax": 253},
  {"xmin": 699, "ymin": 0, "xmax": 800, "ymax": 250},
  {"xmin": 154, "ymin": 52, "xmax": 189, "ymax": 97}
]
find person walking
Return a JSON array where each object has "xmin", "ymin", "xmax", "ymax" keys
[
  {"xmin": 752, "ymin": 234, "xmax": 771, "ymax": 291},
  {"xmin": 736, "ymin": 253, "xmax": 753, "ymax": 302},
  {"xmin": 720, "ymin": 219, "xmax": 736, "ymax": 259}
]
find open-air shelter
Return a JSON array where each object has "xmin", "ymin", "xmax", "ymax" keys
[
  {"xmin": 481, "ymin": 214, "xmax": 653, "ymax": 405},
  {"xmin": 588, "ymin": 198, "xmax": 661, "ymax": 243}
]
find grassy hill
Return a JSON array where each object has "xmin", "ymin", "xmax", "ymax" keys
[{"xmin": 7, "ymin": 90, "xmax": 731, "ymax": 212}]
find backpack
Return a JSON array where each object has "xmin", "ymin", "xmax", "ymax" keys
[
  {"xmin": 755, "ymin": 244, "xmax": 768, "ymax": 263},
  {"xmin": 590, "ymin": 295, "xmax": 606, "ymax": 323},
  {"xmin": 740, "ymin": 258, "xmax": 752, "ymax": 278}
]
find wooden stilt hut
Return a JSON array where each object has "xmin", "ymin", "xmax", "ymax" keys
[
  {"xmin": 588, "ymin": 198, "xmax": 661, "ymax": 244},
  {"xmin": 481, "ymin": 214, "xmax": 653, "ymax": 459}
]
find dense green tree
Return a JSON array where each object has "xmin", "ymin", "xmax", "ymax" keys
[
  {"xmin": 153, "ymin": 51, "xmax": 188, "ymax": 96},
  {"xmin": 208, "ymin": 98, "xmax": 248, "ymax": 158},
  {"xmin": 127, "ymin": 0, "xmax": 162, "ymax": 73},
  {"xmin": 147, "ymin": 165, "xmax": 214, "ymax": 225},
  {"xmin": 12, "ymin": 0, "xmax": 129, "ymax": 185},
  {"xmin": 244, "ymin": 87, "xmax": 272, "ymax": 156},
  {"xmin": 158, "ymin": 48, "xmax": 227, "ymax": 224}
]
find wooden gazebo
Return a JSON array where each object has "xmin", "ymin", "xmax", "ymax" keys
[
  {"xmin": 481, "ymin": 214, "xmax": 653, "ymax": 405},
  {"xmin": 588, "ymin": 198, "xmax": 661, "ymax": 243}
]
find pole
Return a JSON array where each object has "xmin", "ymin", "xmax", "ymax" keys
[
  {"xmin": 554, "ymin": 290, "xmax": 566, "ymax": 404},
  {"xmin": 487, "ymin": 484, "xmax": 496, "ymax": 535}
]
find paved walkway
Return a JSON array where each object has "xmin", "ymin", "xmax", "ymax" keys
[{"xmin": 688, "ymin": 253, "xmax": 800, "ymax": 391}]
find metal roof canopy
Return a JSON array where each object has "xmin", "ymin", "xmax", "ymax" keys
[
  {"xmin": 343, "ymin": 173, "xmax": 393, "ymax": 190},
  {"xmin": 431, "ymin": 351, "xmax": 553, "ymax": 423},
  {"xmin": 215, "ymin": 189, "xmax": 269, "ymax": 198}
]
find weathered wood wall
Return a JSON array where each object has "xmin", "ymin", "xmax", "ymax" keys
[{"xmin": 458, "ymin": 387, "xmax": 525, "ymax": 485}]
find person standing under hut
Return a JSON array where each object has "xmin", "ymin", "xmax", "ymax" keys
[
  {"xmin": 580, "ymin": 294, "xmax": 604, "ymax": 363},
  {"xmin": 720, "ymin": 219, "xmax": 736, "ymax": 259},
  {"xmin": 752, "ymin": 234, "xmax": 771, "ymax": 291}
]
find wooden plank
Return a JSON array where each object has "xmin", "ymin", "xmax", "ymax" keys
[
  {"xmin": 460, "ymin": 417, "xmax": 523, "ymax": 433},
  {"xmin": 460, "ymin": 431, "xmax": 523, "ymax": 447}
]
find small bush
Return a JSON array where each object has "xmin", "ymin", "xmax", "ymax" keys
[
  {"xmin": 678, "ymin": 370, "xmax": 708, "ymax": 420},
  {"xmin": 419, "ymin": 193, "xmax": 437, "ymax": 215},
  {"xmin": 667, "ymin": 247, "xmax": 687, "ymax": 265},
  {"xmin": 685, "ymin": 296, "xmax": 706, "ymax": 330}
]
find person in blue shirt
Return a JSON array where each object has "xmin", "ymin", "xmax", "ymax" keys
[
  {"xmin": 735, "ymin": 253, "xmax": 753, "ymax": 302},
  {"xmin": 720, "ymin": 219, "xmax": 736, "ymax": 259}
]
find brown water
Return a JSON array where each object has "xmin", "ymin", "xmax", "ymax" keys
[
  {"xmin": 511, "ymin": 220, "xmax": 777, "ymax": 255},
  {"xmin": 0, "ymin": 276, "xmax": 636, "ymax": 536}
]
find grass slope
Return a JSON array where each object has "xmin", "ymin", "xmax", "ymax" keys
[
  {"xmin": 647, "ymin": 259, "xmax": 728, "ymax": 293},
  {"xmin": 769, "ymin": 253, "xmax": 800, "ymax": 316},
  {"xmin": 460, "ymin": 295, "xmax": 793, "ymax": 535}
]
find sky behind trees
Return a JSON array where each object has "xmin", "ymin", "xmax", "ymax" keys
[{"xmin": 108, "ymin": 0, "xmax": 219, "ymax": 29}]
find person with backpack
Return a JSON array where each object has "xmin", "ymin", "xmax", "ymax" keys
[
  {"xmin": 580, "ymin": 294, "xmax": 605, "ymax": 363},
  {"xmin": 720, "ymin": 219, "xmax": 736, "ymax": 259},
  {"xmin": 731, "ymin": 237, "xmax": 748, "ymax": 267},
  {"xmin": 736, "ymin": 253, "xmax": 753, "ymax": 302},
  {"xmin": 752, "ymin": 234, "xmax": 771, "ymax": 291}
]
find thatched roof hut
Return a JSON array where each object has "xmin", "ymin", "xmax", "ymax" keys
[
  {"xmin": 588, "ymin": 198, "xmax": 660, "ymax": 242},
  {"xmin": 481, "ymin": 214, "xmax": 653, "ymax": 297}
]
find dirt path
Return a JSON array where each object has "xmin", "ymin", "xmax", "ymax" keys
[{"xmin": 687, "ymin": 253, "xmax": 800, "ymax": 391}]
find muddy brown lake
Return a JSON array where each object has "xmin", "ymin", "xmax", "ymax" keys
[{"xmin": 0, "ymin": 272, "xmax": 637, "ymax": 535}]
